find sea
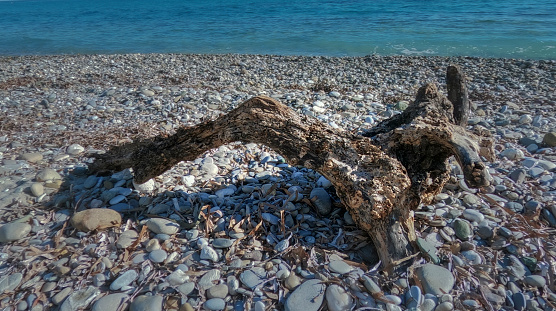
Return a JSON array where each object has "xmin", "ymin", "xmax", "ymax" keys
[{"xmin": 1, "ymin": 0, "xmax": 555, "ymax": 59}]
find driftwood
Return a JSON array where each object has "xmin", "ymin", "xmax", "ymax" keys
[{"xmin": 90, "ymin": 65, "xmax": 492, "ymax": 272}]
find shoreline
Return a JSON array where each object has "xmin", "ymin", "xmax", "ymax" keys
[{"xmin": 0, "ymin": 53, "xmax": 555, "ymax": 310}]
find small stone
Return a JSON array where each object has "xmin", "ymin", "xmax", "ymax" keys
[
  {"xmin": 524, "ymin": 275, "xmax": 546, "ymax": 287},
  {"xmin": 328, "ymin": 260, "xmax": 352, "ymax": 274},
  {"xmin": 201, "ymin": 163, "xmax": 219, "ymax": 175},
  {"xmin": 212, "ymin": 238, "xmax": 233, "ymax": 248},
  {"xmin": 204, "ymin": 298, "xmax": 226, "ymax": 311},
  {"xmin": 207, "ymin": 284, "xmax": 228, "ymax": 299},
  {"xmin": 326, "ymin": 284, "xmax": 353, "ymax": 311},
  {"xmin": 509, "ymin": 169, "xmax": 527, "ymax": 183},
  {"xmin": 146, "ymin": 218, "xmax": 180, "ymax": 235},
  {"xmin": 28, "ymin": 182, "xmax": 44, "ymax": 197},
  {"xmin": 116, "ymin": 230, "xmax": 138, "ymax": 249},
  {"xmin": 285, "ymin": 273, "xmax": 301, "ymax": 290},
  {"xmin": 60, "ymin": 286, "xmax": 99, "ymax": 311},
  {"xmin": 435, "ymin": 301, "xmax": 454, "ymax": 311},
  {"xmin": 83, "ymin": 175, "xmax": 98, "ymax": 189},
  {"xmin": 110, "ymin": 270, "xmax": 138, "ymax": 290},
  {"xmin": 20, "ymin": 152, "xmax": 43, "ymax": 163},
  {"xmin": 91, "ymin": 293, "xmax": 130, "ymax": 311},
  {"xmin": 240, "ymin": 267, "xmax": 266, "ymax": 289},
  {"xmin": 543, "ymin": 132, "xmax": 556, "ymax": 147},
  {"xmin": 130, "ymin": 295, "xmax": 163, "ymax": 311},
  {"xmin": 416, "ymin": 237, "xmax": 440, "ymax": 264},
  {"xmin": 132, "ymin": 179, "xmax": 155, "ymax": 193},
  {"xmin": 200, "ymin": 246, "xmax": 219, "ymax": 262},
  {"xmin": 285, "ymin": 279, "xmax": 326, "ymax": 311},
  {"xmin": 415, "ymin": 264, "xmax": 455, "ymax": 295},
  {"xmin": 177, "ymin": 282, "xmax": 195, "ymax": 296},
  {"xmin": 149, "ymin": 249, "xmax": 168, "ymax": 263},
  {"xmin": 0, "ymin": 222, "xmax": 32, "ymax": 243},
  {"xmin": 67, "ymin": 144, "xmax": 85, "ymax": 155},
  {"xmin": 36, "ymin": 168, "xmax": 62, "ymax": 182},
  {"xmin": 70, "ymin": 208, "xmax": 121, "ymax": 232},
  {"xmin": 0, "ymin": 273, "xmax": 23, "ymax": 294},
  {"xmin": 167, "ymin": 269, "xmax": 188, "ymax": 286},
  {"xmin": 462, "ymin": 209, "xmax": 484, "ymax": 223},
  {"xmin": 512, "ymin": 292, "xmax": 526, "ymax": 311},
  {"xmin": 198, "ymin": 269, "xmax": 221, "ymax": 291},
  {"xmin": 361, "ymin": 275, "xmax": 381, "ymax": 294},
  {"xmin": 182, "ymin": 175, "xmax": 195, "ymax": 187},
  {"xmin": 453, "ymin": 219, "xmax": 472, "ymax": 240},
  {"xmin": 52, "ymin": 287, "xmax": 72, "ymax": 305},
  {"xmin": 310, "ymin": 188, "xmax": 332, "ymax": 215}
]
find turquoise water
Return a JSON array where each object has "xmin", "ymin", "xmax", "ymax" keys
[{"xmin": 1, "ymin": 0, "xmax": 555, "ymax": 59}]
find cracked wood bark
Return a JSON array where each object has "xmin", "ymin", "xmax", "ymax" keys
[{"xmin": 90, "ymin": 68, "xmax": 492, "ymax": 272}]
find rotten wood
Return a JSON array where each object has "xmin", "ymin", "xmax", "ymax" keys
[{"xmin": 89, "ymin": 66, "xmax": 492, "ymax": 273}]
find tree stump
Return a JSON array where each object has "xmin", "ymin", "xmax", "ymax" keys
[{"xmin": 89, "ymin": 66, "xmax": 492, "ymax": 272}]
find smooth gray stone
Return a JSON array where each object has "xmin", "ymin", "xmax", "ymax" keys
[
  {"xmin": 116, "ymin": 230, "xmax": 138, "ymax": 249},
  {"xmin": 310, "ymin": 188, "xmax": 332, "ymax": 215},
  {"xmin": 328, "ymin": 260, "xmax": 352, "ymax": 274},
  {"xmin": 91, "ymin": 293, "xmax": 129, "ymax": 311},
  {"xmin": 206, "ymin": 284, "xmax": 228, "ymax": 299},
  {"xmin": 198, "ymin": 269, "xmax": 221, "ymax": 291},
  {"xmin": 146, "ymin": 218, "xmax": 180, "ymax": 235},
  {"xmin": 240, "ymin": 267, "xmax": 266, "ymax": 289},
  {"xmin": 415, "ymin": 264, "xmax": 455, "ymax": 295},
  {"xmin": 361, "ymin": 275, "xmax": 381, "ymax": 294},
  {"xmin": 83, "ymin": 175, "xmax": 98, "ymax": 189},
  {"xmin": 524, "ymin": 275, "xmax": 546, "ymax": 287},
  {"xmin": 453, "ymin": 219, "xmax": 472, "ymax": 240},
  {"xmin": 512, "ymin": 292, "xmax": 526, "ymax": 311},
  {"xmin": 421, "ymin": 298, "xmax": 437, "ymax": 311},
  {"xmin": 462, "ymin": 209, "xmax": 484, "ymax": 223},
  {"xmin": 166, "ymin": 269, "xmax": 188, "ymax": 286},
  {"xmin": 509, "ymin": 169, "xmax": 526, "ymax": 183},
  {"xmin": 110, "ymin": 270, "xmax": 138, "ymax": 290},
  {"xmin": 149, "ymin": 249, "xmax": 168, "ymax": 263},
  {"xmin": 326, "ymin": 284, "xmax": 353, "ymax": 311},
  {"xmin": 416, "ymin": 237, "xmax": 440, "ymax": 264},
  {"xmin": 204, "ymin": 298, "xmax": 226, "ymax": 310},
  {"xmin": 60, "ymin": 286, "xmax": 99, "ymax": 311},
  {"xmin": 435, "ymin": 301, "xmax": 454, "ymax": 311},
  {"xmin": 285, "ymin": 279, "xmax": 326, "ymax": 311},
  {"xmin": 177, "ymin": 282, "xmax": 195, "ymax": 296},
  {"xmin": 406, "ymin": 285, "xmax": 423, "ymax": 308},
  {"xmin": 0, "ymin": 223, "xmax": 32, "ymax": 243},
  {"xmin": 52, "ymin": 287, "xmax": 72, "ymax": 305},
  {"xmin": 130, "ymin": 295, "xmax": 163, "ymax": 311},
  {"xmin": 212, "ymin": 238, "xmax": 233, "ymax": 248},
  {"xmin": 0, "ymin": 273, "xmax": 23, "ymax": 294},
  {"xmin": 200, "ymin": 246, "xmax": 219, "ymax": 262}
]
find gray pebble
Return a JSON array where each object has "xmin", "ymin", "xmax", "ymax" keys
[
  {"xmin": 146, "ymin": 218, "xmax": 180, "ymax": 235},
  {"xmin": 177, "ymin": 282, "xmax": 195, "ymax": 296},
  {"xmin": 524, "ymin": 275, "xmax": 546, "ymax": 287},
  {"xmin": 198, "ymin": 269, "xmax": 221, "ymax": 291},
  {"xmin": 204, "ymin": 298, "xmax": 226, "ymax": 310},
  {"xmin": 206, "ymin": 284, "xmax": 228, "ymax": 299},
  {"xmin": 415, "ymin": 264, "xmax": 455, "ymax": 295},
  {"xmin": 285, "ymin": 279, "xmax": 326, "ymax": 311},
  {"xmin": 0, "ymin": 222, "xmax": 32, "ymax": 243},
  {"xmin": 91, "ymin": 293, "xmax": 129, "ymax": 311},
  {"xmin": 149, "ymin": 249, "xmax": 168, "ymax": 263},
  {"xmin": 212, "ymin": 238, "xmax": 233, "ymax": 248},
  {"xmin": 116, "ymin": 230, "xmax": 138, "ymax": 249},
  {"xmin": 110, "ymin": 270, "xmax": 138, "ymax": 290},
  {"xmin": 326, "ymin": 284, "xmax": 353, "ymax": 311},
  {"xmin": 200, "ymin": 245, "xmax": 219, "ymax": 262},
  {"xmin": 130, "ymin": 295, "xmax": 163, "ymax": 311},
  {"xmin": 0, "ymin": 273, "xmax": 23, "ymax": 295},
  {"xmin": 60, "ymin": 286, "xmax": 99, "ymax": 311},
  {"xmin": 310, "ymin": 188, "xmax": 332, "ymax": 215},
  {"xmin": 328, "ymin": 260, "xmax": 352, "ymax": 274},
  {"xmin": 167, "ymin": 269, "xmax": 188, "ymax": 286},
  {"xmin": 240, "ymin": 267, "xmax": 266, "ymax": 289}
]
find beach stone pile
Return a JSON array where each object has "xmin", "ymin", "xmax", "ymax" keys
[{"xmin": 0, "ymin": 54, "xmax": 555, "ymax": 310}]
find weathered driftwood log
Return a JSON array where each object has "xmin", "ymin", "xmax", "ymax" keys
[{"xmin": 89, "ymin": 67, "xmax": 492, "ymax": 272}]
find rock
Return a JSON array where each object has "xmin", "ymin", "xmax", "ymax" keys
[
  {"xmin": 201, "ymin": 162, "xmax": 219, "ymax": 175},
  {"xmin": 52, "ymin": 287, "xmax": 72, "ymax": 305},
  {"xmin": 361, "ymin": 275, "xmax": 381, "ymax": 294},
  {"xmin": 29, "ymin": 182, "xmax": 44, "ymax": 197},
  {"xmin": 328, "ymin": 260, "xmax": 352, "ymax": 274},
  {"xmin": 67, "ymin": 144, "xmax": 85, "ymax": 155},
  {"xmin": 509, "ymin": 169, "xmax": 526, "ymax": 183},
  {"xmin": 116, "ymin": 230, "xmax": 138, "ymax": 249},
  {"xmin": 462, "ymin": 209, "xmax": 484, "ymax": 223},
  {"xmin": 200, "ymin": 246, "xmax": 219, "ymax": 262},
  {"xmin": 146, "ymin": 218, "xmax": 180, "ymax": 235},
  {"xmin": 285, "ymin": 273, "xmax": 301, "ymax": 290},
  {"xmin": 524, "ymin": 275, "xmax": 546, "ymax": 287},
  {"xmin": 110, "ymin": 270, "xmax": 138, "ymax": 290},
  {"xmin": 204, "ymin": 298, "xmax": 226, "ymax": 310},
  {"xmin": 240, "ymin": 267, "xmax": 266, "ymax": 289},
  {"xmin": 0, "ymin": 273, "xmax": 23, "ymax": 294},
  {"xmin": 310, "ymin": 188, "xmax": 332, "ymax": 215},
  {"xmin": 83, "ymin": 175, "xmax": 98, "ymax": 189},
  {"xmin": 198, "ymin": 269, "xmax": 221, "ymax": 291},
  {"xmin": 149, "ymin": 249, "xmax": 168, "ymax": 263},
  {"xmin": 20, "ymin": 152, "xmax": 43, "ymax": 163},
  {"xmin": 167, "ymin": 269, "xmax": 188, "ymax": 286},
  {"xmin": 70, "ymin": 208, "xmax": 121, "ymax": 232},
  {"xmin": 543, "ymin": 132, "xmax": 556, "ymax": 147},
  {"xmin": 132, "ymin": 179, "xmax": 155, "ymax": 193},
  {"xmin": 36, "ymin": 168, "xmax": 61, "ymax": 182},
  {"xmin": 91, "ymin": 293, "xmax": 129, "ymax": 311},
  {"xmin": 416, "ymin": 237, "xmax": 440, "ymax": 264},
  {"xmin": 512, "ymin": 292, "xmax": 526, "ymax": 311},
  {"xmin": 129, "ymin": 295, "xmax": 163, "ymax": 311},
  {"xmin": 285, "ymin": 279, "xmax": 326, "ymax": 311},
  {"xmin": 206, "ymin": 284, "xmax": 228, "ymax": 299},
  {"xmin": 212, "ymin": 238, "xmax": 233, "ymax": 248},
  {"xmin": 500, "ymin": 148, "xmax": 524, "ymax": 160},
  {"xmin": 182, "ymin": 175, "xmax": 195, "ymax": 187},
  {"xmin": 0, "ymin": 221, "xmax": 31, "ymax": 243},
  {"xmin": 415, "ymin": 264, "xmax": 455, "ymax": 295},
  {"xmin": 177, "ymin": 282, "xmax": 195, "ymax": 296},
  {"xmin": 326, "ymin": 284, "xmax": 353, "ymax": 311},
  {"xmin": 406, "ymin": 285, "xmax": 423, "ymax": 309},
  {"xmin": 453, "ymin": 219, "xmax": 472, "ymax": 240},
  {"xmin": 60, "ymin": 286, "xmax": 99, "ymax": 311},
  {"xmin": 435, "ymin": 301, "xmax": 454, "ymax": 311}
]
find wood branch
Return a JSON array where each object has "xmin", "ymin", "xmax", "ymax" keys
[
  {"xmin": 89, "ymin": 67, "xmax": 491, "ymax": 273},
  {"xmin": 447, "ymin": 64, "xmax": 470, "ymax": 126}
]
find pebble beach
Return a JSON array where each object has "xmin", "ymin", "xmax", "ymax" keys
[{"xmin": 0, "ymin": 53, "xmax": 555, "ymax": 311}]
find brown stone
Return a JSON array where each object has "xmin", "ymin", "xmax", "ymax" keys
[{"xmin": 70, "ymin": 208, "xmax": 121, "ymax": 232}]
